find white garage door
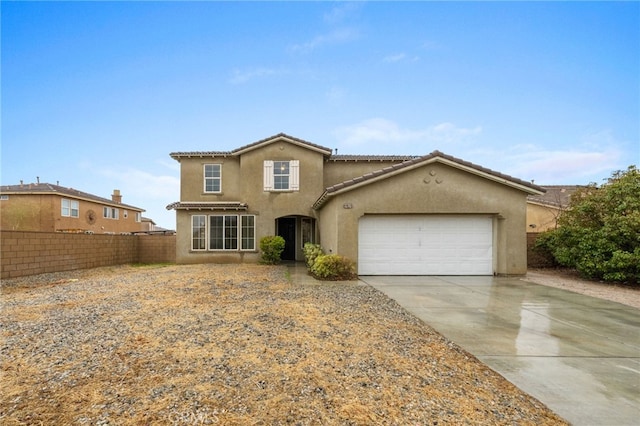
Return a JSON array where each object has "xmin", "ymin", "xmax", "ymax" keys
[{"xmin": 358, "ymin": 215, "xmax": 493, "ymax": 275}]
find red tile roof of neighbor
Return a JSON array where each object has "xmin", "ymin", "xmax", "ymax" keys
[{"xmin": 0, "ymin": 183, "xmax": 144, "ymax": 211}]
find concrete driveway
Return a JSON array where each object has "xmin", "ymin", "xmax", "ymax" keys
[{"xmin": 361, "ymin": 275, "xmax": 640, "ymax": 426}]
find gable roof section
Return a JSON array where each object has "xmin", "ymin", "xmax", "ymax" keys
[
  {"xmin": 313, "ymin": 150, "xmax": 546, "ymax": 209},
  {"xmin": 0, "ymin": 183, "xmax": 144, "ymax": 211},
  {"xmin": 170, "ymin": 133, "xmax": 333, "ymax": 160}
]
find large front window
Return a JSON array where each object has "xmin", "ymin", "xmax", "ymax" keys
[
  {"xmin": 192, "ymin": 216, "xmax": 207, "ymax": 250},
  {"xmin": 191, "ymin": 214, "xmax": 255, "ymax": 251}
]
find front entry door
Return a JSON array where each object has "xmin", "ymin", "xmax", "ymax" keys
[{"xmin": 277, "ymin": 217, "xmax": 296, "ymax": 261}]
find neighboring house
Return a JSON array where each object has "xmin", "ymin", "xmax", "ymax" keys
[
  {"xmin": 526, "ymin": 186, "xmax": 581, "ymax": 232},
  {"xmin": 0, "ymin": 182, "xmax": 145, "ymax": 234},
  {"xmin": 167, "ymin": 133, "xmax": 545, "ymax": 275},
  {"xmin": 133, "ymin": 217, "xmax": 176, "ymax": 235}
]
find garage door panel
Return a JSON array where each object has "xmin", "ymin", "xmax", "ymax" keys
[{"xmin": 358, "ymin": 215, "xmax": 493, "ymax": 275}]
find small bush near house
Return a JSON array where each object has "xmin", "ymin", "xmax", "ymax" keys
[
  {"xmin": 259, "ymin": 236, "xmax": 286, "ymax": 265},
  {"xmin": 536, "ymin": 165, "xmax": 639, "ymax": 284},
  {"xmin": 310, "ymin": 254, "xmax": 357, "ymax": 281},
  {"xmin": 303, "ymin": 243, "xmax": 324, "ymax": 268}
]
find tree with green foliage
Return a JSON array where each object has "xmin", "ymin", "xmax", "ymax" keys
[{"xmin": 536, "ymin": 166, "xmax": 639, "ymax": 284}]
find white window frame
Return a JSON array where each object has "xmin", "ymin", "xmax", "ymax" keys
[
  {"xmin": 61, "ymin": 199, "xmax": 79, "ymax": 218},
  {"xmin": 204, "ymin": 164, "xmax": 222, "ymax": 193},
  {"xmin": 264, "ymin": 160, "xmax": 299, "ymax": 191},
  {"xmin": 190, "ymin": 214, "xmax": 255, "ymax": 251},
  {"xmin": 135, "ymin": 212, "xmax": 141, "ymax": 222},
  {"xmin": 192, "ymin": 215, "xmax": 207, "ymax": 251},
  {"xmin": 103, "ymin": 207, "xmax": 119, "ymax": 219}
]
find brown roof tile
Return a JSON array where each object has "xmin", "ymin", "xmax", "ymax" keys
[
  {"xmin": 313, "ymin": 150, "xmax": 546, "ymax": 209},
  {"xmin": 170, "ymin": 133, "xmax": 332, "ymax": 160},
  {"xmin": 527, "ymin": 185, "xmax": 583, "ymax": 208},
  {"xmin": 166, "ymin": 201, "xmax": 248, "ymax": 211}
]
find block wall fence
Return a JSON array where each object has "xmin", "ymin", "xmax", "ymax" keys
[
  {"xmin": 2, "ymin": 231, "xmax": 547, "ymax": 279},
  {"xmin": 1, "ymin": 231, "xmax": 176, "ymax": 279}
]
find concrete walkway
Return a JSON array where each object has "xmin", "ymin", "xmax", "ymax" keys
[{"xmin": 360, "ymin": 275, "xmax": 640, "ymax": 426}]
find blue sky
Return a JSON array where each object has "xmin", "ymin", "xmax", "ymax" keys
[{"xmin": 2, "ymin": 1, "xmax": 638, "ymax": 229}]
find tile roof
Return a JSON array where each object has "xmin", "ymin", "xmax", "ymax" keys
[
  {"xmin": 527, "ymin": 185, "xmax": 583, "ymax": 208},
  {"xmin": 313, "ymin": 150, "xmax": 546, "ymax": 209},
  {"xmin": 170, "ymin": 133, "xmax": 333, "ymax": 159},
  {"xmin": 328, "ymin": 155, "xmax": 419, "ymax": 162},
  {"xmin": 0, "ymin": 182, "xmax": 144, "ymax": 211},
  {"xmin": 166, "ymin": 201, "xmax": 248, "ymax": 211}
]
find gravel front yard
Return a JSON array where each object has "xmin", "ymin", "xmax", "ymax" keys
[{"xmin": 1, "ymin": 264, "xmax": 567, "ymax": 425}]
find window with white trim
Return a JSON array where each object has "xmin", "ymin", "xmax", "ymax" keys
[
  {"xmin": 192, "ymin": 215, "xmax": 207, "ymax": 250},
  {"xmin": 103, "ymin": 207, "xmax": 119, "ymax": 219},
  {"xmin": 190, "ymin": 214, "xmax": 255, "ymax": 251},
  {"xmin": 204, "ymin": 164, "xmax": 222, "ymax": 193},
  {"xmin": 135, "ymin": 212, "xmax": 141, "ymax": 222},
  {"xmin": 61, "ymin": 199, "xmax": 79, "ymax": 217},
  {"xmin": 241, "ymin": 216, "xmax": 255, "ymax": 250},
  {"xmin": 263, "ymin": 160, "xmax": 299, "ymax": 191}
]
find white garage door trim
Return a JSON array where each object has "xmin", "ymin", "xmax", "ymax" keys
[{"xmin": 358, "ymin": 215, "xmax": 493, "ymax": 275}]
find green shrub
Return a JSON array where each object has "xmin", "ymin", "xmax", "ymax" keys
[
  {"xmin": 310, "ymin": 254, "xmax": 356, "ymax": 280},
  {"xmin": 538, "ymin": 166, "xmax": 640, "ymax": 284},
  {"xmin": 259, "ymin": 236, "xmax": 286, "ymax": 265},
  {"xmin": 303, "ymin": 243, "xmax": 324, "ymax": 268}
]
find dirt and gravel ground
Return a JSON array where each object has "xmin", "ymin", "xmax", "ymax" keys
[
  {"xmin": 524, "ymin": 269, "xmax": 640, "ymax": 309},
  {"xmin": 0, "ymin": 264, "xmax": 580, "ymax": 425}
]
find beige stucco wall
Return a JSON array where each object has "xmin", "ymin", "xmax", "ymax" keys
[
  {"xmin": 526, "ymin": 202, "xmax": 561, "ymax": 232},
  {"xmin": 174, "ymin": 140, "xmax": 326, "ymax": 264},
  {"xmin": 0, "ymin": 194, "xmax": 144, "ymax": 233},
  {"xmin": 316, "ymin": 161, "xmax": 529, "ymax": 275}
]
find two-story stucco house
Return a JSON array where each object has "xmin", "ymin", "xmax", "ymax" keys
[
  {"xmin": 167, "ymin": 133, "xmax": 545, "ymax": 275},
  {"xmin": 0, "ymin": 182, "xmax": 145, "ymax": 234}
]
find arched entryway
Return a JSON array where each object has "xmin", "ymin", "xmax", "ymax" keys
[{"xmin": 276, "ymin": 216, "xmax": 316, "ymax": 261}]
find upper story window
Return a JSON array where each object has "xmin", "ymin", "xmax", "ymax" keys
[
  {"xmin": 204, "ymin": 164, "xmax": 222, "ymax": 193},
  {"xmin": 135, "ymin": 212, "xmax": 142, "ymax": 222},
  {"xmin": 103, "ymin": 207, "xmax": 119, "ymax": 219},
  {"xmin": 263, "ymin": 160, "xmax": 299, "ymax": 191},
  {"xmin": 61, "ymin": 199, "xmax": 79, "ymax": 217}
]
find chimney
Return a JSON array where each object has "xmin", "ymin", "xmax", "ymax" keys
[
  {"xmin": 36, "ymin": 176, "xmax": 40, "ymax": 185},
  {"xmin": 112, "ymin": 189, "xmax": 122, "ymax": 204}
]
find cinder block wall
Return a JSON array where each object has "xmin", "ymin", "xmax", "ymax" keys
[
  {"xmin": 1, "ymin": 231, "xmax": 176, "ymax": 279},
  {"xmin": 137, "ymin": 234, "xmax": 176, "ymax": 264}
]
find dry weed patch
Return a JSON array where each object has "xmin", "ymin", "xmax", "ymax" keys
[{"xmin": 1, "ymin": 264, "xmax": 567, "ymax": 425}]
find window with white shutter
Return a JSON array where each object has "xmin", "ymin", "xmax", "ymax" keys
[
  {"xmin": 264, "ymin": 160, "xmax": 300, "ymax": 192},
  {"xmin": 263, "ymin": 160, "xmax": 274, "ymax": 191}
]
